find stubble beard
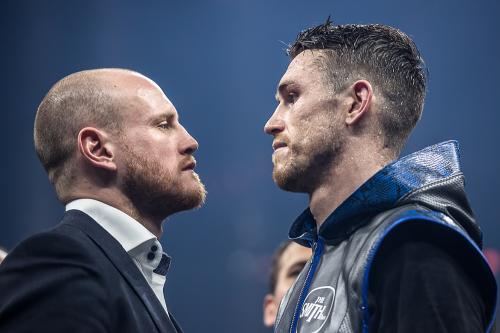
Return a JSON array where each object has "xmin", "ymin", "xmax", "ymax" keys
[
  {"xmin": 273, "ymin": 129, "xmax": 344, "ymax": 194},
  {"xmin": 121, "ymin": 146, "xmax": 206, "ymax": 222}
]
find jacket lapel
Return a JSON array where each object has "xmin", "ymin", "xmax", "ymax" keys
[
  {"xmin": 62, "ymin": 210, "xmax": 178, "ymax": 333},
  {"xmin": 169, "ymin": 313, "xmax": 184, "ymax": 333}
]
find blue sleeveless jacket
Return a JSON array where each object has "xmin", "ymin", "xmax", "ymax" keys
[{"xmin": 274, "ymin": 141, "xmax": 497, "ymax": 333}]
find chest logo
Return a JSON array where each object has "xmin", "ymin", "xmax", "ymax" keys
[{"xmin": 298, "ymin": 286, "xmax": 335, "ymax": 333}]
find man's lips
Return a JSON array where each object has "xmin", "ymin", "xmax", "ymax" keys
[
  {"xmin": 182, "ymin": 159, "xmax": 196, "ymax": 171},
  {"xmin": 272, "ymin": 141, "xmax": 287, "ymax": 151}
]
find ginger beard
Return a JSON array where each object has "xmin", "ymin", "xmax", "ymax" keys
[
  {"xmin": 121, "ymin": 144, "xmax": 206, "ymax": 221},
  {"xmin": 272, "ymin": 115, "xmax": 345, "ymax": 194}
]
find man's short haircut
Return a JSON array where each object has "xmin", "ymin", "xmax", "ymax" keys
[
  {"xmin": 34, "ymin": 69, "xmax": 132, "ymax": 188},
  {"xmin": 287, "ymin": 18, "xmax": 427, "ymax": 153},
  {"xmin": 268, "ymin": 240, "xmax": 294, "ymax": 294}
]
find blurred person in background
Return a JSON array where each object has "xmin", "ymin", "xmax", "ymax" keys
[
  {"xmin": 263, "ymin": 240, "xmax": 312, "ymax": 328},
  {"xmin": 264, "ymin": 18, "xmax": 497, "ymax": 332},
  {"xmin": 0, "ymin": 68, "xmax": 206, "ymax": 333},
  {"xmin": 0, "ymin": 247, "xmax": 7, "ymax": 264}
]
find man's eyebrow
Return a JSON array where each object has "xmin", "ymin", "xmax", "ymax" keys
[
  {"xmin": 149, "ymin": 110, "xmax": 176, "ymax": 123},
  {"xmin": 275, "ymin": 80, "xmax": 293, "ymax": 101}
]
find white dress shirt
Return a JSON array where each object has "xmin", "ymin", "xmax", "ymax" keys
[{"xmin": 66, "ymin": 199, "xmax": 170, "ymax": 314}]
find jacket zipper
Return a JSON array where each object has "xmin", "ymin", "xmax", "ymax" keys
[{"xmin": 289, "ymin": 237, "xmax": 324, "ymax": 333}]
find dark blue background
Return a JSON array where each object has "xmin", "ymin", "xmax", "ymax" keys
[{"xmin": 1, "ymin": 1, "xmax": 499, "ymax": 332}]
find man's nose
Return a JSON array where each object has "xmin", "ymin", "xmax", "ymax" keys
[
  {"xmin": 264, "ymin": 113, "xmax": 285, "ymax": 136},
  {"xmin": 183, "ymin": 136, "xmax": 198, "ymax": 155},
  {"xmin": 180, "ymin": 127, "xmax": 199, "ymax": 155}
]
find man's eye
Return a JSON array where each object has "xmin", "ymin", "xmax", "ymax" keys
[
  {"xmin": 158, "ymin": 122, "xmax": 170, "ymax": 129},
  {"xmin": 286, "ymin": 93, "xmax": 298, "ymax": 104}
]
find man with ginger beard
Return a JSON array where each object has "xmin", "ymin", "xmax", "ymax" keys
[
  {"xmin": 265, "ymin": 19, "xmax": 497, "ymax": 332},
  {"xmin": 0, "ymin": 69, "xmax": 206, "ymax": 333}
]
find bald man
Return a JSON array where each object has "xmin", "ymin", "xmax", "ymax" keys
[{"xmin": 0, "ymin": 69, "xmax": 206, "ymax": 333}]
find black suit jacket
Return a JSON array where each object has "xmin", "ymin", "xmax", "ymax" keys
[{"xmin": 0, "ymin": 210, "xmax": 182, "ymax": 333}]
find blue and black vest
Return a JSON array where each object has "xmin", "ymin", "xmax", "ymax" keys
[{"xmin": 274, "ymin": 141, "xmax": 497, "ymax": 333}]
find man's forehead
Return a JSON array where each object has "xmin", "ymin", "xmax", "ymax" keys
[
  {"xmin": 277, "ymin": 51, "xmax": 327, "ymax": 89},
  {"xmin": 106, "ymin": 72, "xmax": 158, "ymax": 94},
  {"xmin": 110, "ymin": 73, "xmax": 168, "ymax": 102},
  {"xmin": 110, "ymin": 77, "xmax": 177, "ymax": 120},
  {"xmin": 279, "ymin": 243, "xmax": 311, "ymax": 267}
]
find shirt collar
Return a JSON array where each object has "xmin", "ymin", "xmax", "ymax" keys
[{"xmin": 66, "ymin": 198, "xmax": 156, "ymax": 252}]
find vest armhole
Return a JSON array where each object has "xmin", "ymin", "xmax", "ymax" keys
[{"xmin": 360, "ymin": 213, "xmax": 497, "ymax": 333}]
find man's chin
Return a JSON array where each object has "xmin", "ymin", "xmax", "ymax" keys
[
  {"xmin": 177, "ymin": 172, "xmax": 207, "ymax": 207},
  {"xmin": 182, "ymin": 180, "xmax": 207, "ymax": 210},
  {"xmin": 157, "ymin": 189, "xmax": 206, "ymax": 219},
  {"xmin": 134, "ymin": 182, "xmax": 207, "ymax": 220},
  {"xmin": 192, "ymin": 185, "xmax": 207, "ymax": 209},
  {"xmin": 273, "ymin": 169, "xmax": 306, "ymax": 193}
]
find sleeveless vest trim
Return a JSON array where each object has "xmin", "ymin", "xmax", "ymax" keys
[{"xmin": 360, "ymin": 209, "xmax": 497, "ymax": 333}]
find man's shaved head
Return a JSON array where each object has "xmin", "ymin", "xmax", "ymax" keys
[{"xmin": 34, "ymin": 68, "xmax": 140, "ymax": 192}]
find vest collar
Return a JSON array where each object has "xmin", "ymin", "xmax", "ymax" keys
[{"xmin": 289, "ymin": 140, "xmax": 462, "ymax": 246}]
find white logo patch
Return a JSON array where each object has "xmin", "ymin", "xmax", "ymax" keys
[{"xmin": 298, "ymin": 286, "xmax": 335, "ymax": 333}]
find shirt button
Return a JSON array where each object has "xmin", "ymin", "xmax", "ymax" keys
[
  {"xmin": 147, "ymin": 252, "xmax": 155, "ymax": 260},
  {"xmin": 150, "ymin": 245, "xmax": 158, "ymax": 252}
]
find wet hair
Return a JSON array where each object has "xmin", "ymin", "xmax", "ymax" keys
[
  {"xmin": 287, "ymin": 17, "xmax": 427, "ymax": 153},
  {"xmin": 268, "ymin": 240, "xmax": 294, "ymax": 293}
]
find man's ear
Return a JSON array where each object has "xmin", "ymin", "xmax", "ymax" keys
[
  {"xmin": 263, "ymin": 294, "xmax": 278, "ymax": 328},
  {"xmin": 345, "ymin": 80, "xmax": 373, "ymax": 126},
  {"xmin": 77, "ymin": 127, "xmax": 117, "ymax": 171}
]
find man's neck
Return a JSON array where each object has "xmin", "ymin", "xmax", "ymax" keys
[{"xmin": 309, "ymin": 148, "xmax": 392, "ymax": 228}]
